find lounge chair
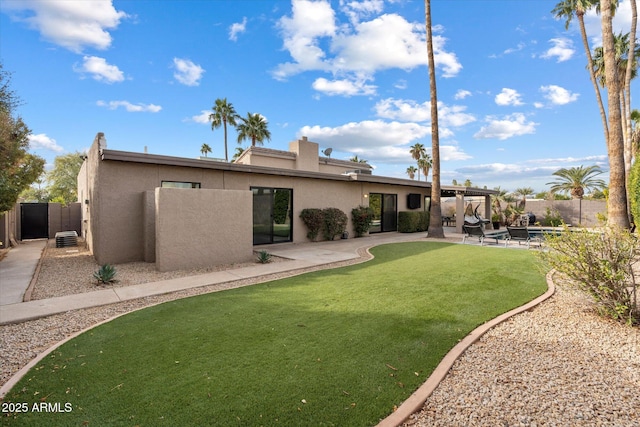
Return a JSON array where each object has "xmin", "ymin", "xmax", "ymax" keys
[
  {"xmin": 505, "ymin": 226, "xmax": 541, "ymax": 248},
  {"xmin": 462, "ymin": 224, "xmax": 502, "ymax": 246}
]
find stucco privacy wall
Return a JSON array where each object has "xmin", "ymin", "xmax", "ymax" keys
[{"xmin": 155, "ymin": 187, "xmax": 253, "ymax": 272}]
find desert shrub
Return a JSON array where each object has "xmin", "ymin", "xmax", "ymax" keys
[
  {"xmin": 300, "ymin": 208, "xmax": 324, "ymax": 241},
  {"xmin": 322, "ymin": 207, "xmax": 348, "ymax": 241},
  {"xmin": 537, "ymin": 226, "xmax": 639, "ymax": 325},
  {"xmin": 94, "ymin": 264, "xmax": 117, "ymax": 285},
  {"xmin": 398, "ymin": 211, "xmax": 429, "ymax": 233},
  {"xmin": 256, "ymin": 250, "xmax": 272, "ymax": 264},
  {"xmin": 629, "ymin": 159, "xmax": 640, "ymax": 229},
  {"xmin": 351, "ymin": 205, "xmax": 374, "ymax": 237},
  {"xmin": 540, "ymin": 207, "xmax": 564, "ymax": 227}
]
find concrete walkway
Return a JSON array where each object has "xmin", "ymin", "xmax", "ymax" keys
[
  {"xmin": 0, "ymin": 232, "xmax": 457, "ymax": 325},
  {"xmin": 0, "ymin": 239, "xmax": 47, "ymax": 306}
]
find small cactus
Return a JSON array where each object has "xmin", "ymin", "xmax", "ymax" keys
[
  {"xmin": 256, "ymin": 250, "xmax": 272, "ymax": 264},
  {"xmin": 94, "ymin": 264, "xmax": 117, "ymax": 284}
]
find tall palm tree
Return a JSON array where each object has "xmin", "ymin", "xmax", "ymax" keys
[
  {"xmin": 417, "ymin": 153, "xmax": 432, "ymax": 181},
  {"xmin": 547, "ymin": 165, "xmax": 606, "ymax": 199},
  {"xmin": 424, "ymin": 0, "xmax": 444, "ymax": 238},
  {"xmin": 552, "ymin": 0, "xmax": 609, "ymax": 143},
  {"xmin": 601, "ymin": 0, "xmax": 631, "ymax": 228},
  {"xmin": 409, "ymin": 143, "xmax": 426, "ymax": 181},
  {"xmin": 406, "ymin": 166, "xmax": 418, "ymax": 180},
  {"xmin": 236, "ymin": 113, "xmax": 271, "ymax": 147},
  {"xmin": 631, "ymin": 109, "xmax": 640, "ymax": 159},
  {"xmin": 209, "ymin": 98, "xmax": 240, "ymax": 162},
  {"xmin": 200, "ymin": 143, "xmax": 212, "ymax": 157}
]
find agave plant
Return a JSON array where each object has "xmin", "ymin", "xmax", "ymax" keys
[
  {"xmin": 256, "ymin": 250, "xmax": 272, "ymax": 264},
  {"xmin": 94, "ymin": 264, "xmax": 117, "ymax": 285}
]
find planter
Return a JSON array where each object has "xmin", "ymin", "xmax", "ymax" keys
[{"xmin": 492, "ymin": 222, "xmax": 501, "ymax": 230}]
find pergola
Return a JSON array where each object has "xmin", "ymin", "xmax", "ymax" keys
[{"xmin": 440, "ymin": 185, "xmax": 499, "ymax": 234}]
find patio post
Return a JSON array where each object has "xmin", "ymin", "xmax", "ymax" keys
[{"xmin": 455, "ymin": 192, "xmax": 465, "ymax": 233}]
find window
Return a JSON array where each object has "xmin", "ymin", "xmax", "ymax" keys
[
  {"xmin": 161, "ymin": 181, "xmax": 201, "ymax": 189},
  {"xmin": 252, "ymin": 187, "xmax": 293, "ymax": 245}
]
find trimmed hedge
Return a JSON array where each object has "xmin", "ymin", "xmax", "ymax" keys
[
  {"xmin": 322, "ymin": 207, "xmax": 348, "ymax": 240},
  {"xmin": 300, "ymin": 208, "xmax": 324, "ymax": 241},
  {"xmin": 398, "ymin": 211, "xmax": 429, "ymax": 233},
  {"xmin": 630, "ymin": 158, "xmax": 640, "ymax": 229}
]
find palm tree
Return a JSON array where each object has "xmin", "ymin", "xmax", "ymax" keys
[
  {"xmin": 406, "ymin": 166, "xmax": 418, "ymax": 180},
  {"xmin": 200, "ymin": 143, "xmax": 212, "ymax": 157},
  {"xmin": 547, "ymin": 165, "xmax": 606, "ymax": 199},
  {"xmin": 349, "ymin": 155, "xmax": 368, "ymax": 164},
  {"xmin": 631, "ymin": 109, "xmax": 640, "ymax": 159},
  {"xmin": 409, "ymin": 142, "xmax": 426, "ymax": 181},
  {"xmin": 601, "ymin": 0, "xmax": 631, "ymax": 228},
  {"xmin": 424, "ymin": 0, "xmax": 444, "ymax": 238},
  {"xmin": 231, "ymin": 146, "xmax": 245, "ymax": 162},
  {"xmin": 491, "ymin": 186, "xmax": 508, "ymax": 220},
  {"xmin": 552, "ymin": 0, "xmax": 609, "ymax": 143},
  {"xmin": 236, "ymin": 113, "xmax": 271, "ymax": 147},
  {"xmin": 209, "ymin": 98, "xmax": 240, "ymax": 162},
  {"xmin": 417, "ymin": 153, "xmax": 432, "ymax": 181},
  {"xmin": 513, "ymin": 187, "xmax": 535, "ymax": 210}
]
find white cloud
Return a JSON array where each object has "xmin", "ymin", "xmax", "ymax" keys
[
  {"xmin": 374, "ymin": 98, "xmax": 475, "ymax": 130},
  {"xmin": 540, "ymin": 85, "xmax": 579, "ymax": 105},
  {"xmin": 273, "ymin": 1, "xmax": 461, "ymax": 94},
  {"xmin": 172, "ymin": 58, "xmax": 205, "ymax": 86},
  {"xmin": 312, "ymin": 77, "xmax": 377, "ymax": 96},
  {"xmin": 541, "ymin": 37, "xmax": 574, "ymax": 62},
  {"xmin": 2, "ymin": 0, "xmax": 128, "ymax": 52},
  {"xmin": 474, "ymin": 113, "xmax": 538, "ymax": 140},
  {"xmin": 96, "ymin": 100, "xmax": 162, "ymax": 113},
  {"xmin": 440, "ymin": 145, "xmax": 472, "ymax": 161},
  {"xmin": 495, "ymin": 88, "xmax": 524, "ymax": 106},
  {"xmin": 28, "ymin": 133, "xmax": 64, "ymax": 152},
  {"xmin": 73, "ymin": 56, "xmax": 124, "ymax": 83},
  {"xmin": 229, "ymin": 17, "xmax": 247, "ymax": 41},
  {"xmin": 187, "ymin": 110, "xmax": 212, "ymax": 124},
  {"xmin": 503, "ymin": 42, "xmax": 525, "ymax": 55},
  {"xmin": 454, "ymin": 89, "xmax": 472, "ymax": 100}
]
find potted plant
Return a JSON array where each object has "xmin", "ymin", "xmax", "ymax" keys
[{"xmin": 491, "ymin": 213, "xmax": 502, "ymax": 230}]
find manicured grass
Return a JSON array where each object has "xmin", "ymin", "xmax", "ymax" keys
[{"xmin": 2, "ymin": 242, "xmax": 547, "ymax": 426}]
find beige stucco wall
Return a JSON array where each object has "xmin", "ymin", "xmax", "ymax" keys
[{"xmin": 155, "ymin": 188, "xmax": 253, "ymax": 272}]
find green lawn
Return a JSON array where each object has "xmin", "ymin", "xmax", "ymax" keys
[{"xmin": 2, "ymin": 242, "xmax": 547, "ymax": 426}]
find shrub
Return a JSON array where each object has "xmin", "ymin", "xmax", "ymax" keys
[
  {"xmin": 541, "ymin": 207, "xmax": 563, "ymax": 227},
  {"xmin": 300, "ymin": 208, "xmax": 324, "ymax": 241},
  {"xmin": 94, "ymin": 264, "xmax": 117, "ymax": 285},
  {"xmin": 537, "ymin": 226, "xmax": 639, "ymax": 325},
  {"xmin": 398, "ymin": 211, "xmax": 429, "ymax": 233},
  {"xmin": 322, "ymin": 207, "xmax": 348, "ymax": 241},
  {"xmin": 629, "ymin": 158, "xmax": 640, "ymax": 229},
  {"xmin": 351, "ymin": 205, "xmax": 374, "ymax": 237},
  {"xmin": 256, "ymin": 250, "xmax": 272, "ymax": 264}
]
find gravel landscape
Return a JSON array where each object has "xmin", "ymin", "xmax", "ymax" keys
[{"xmin": 1, "ymin": 238, "xmax": 639, "ymax": 426}]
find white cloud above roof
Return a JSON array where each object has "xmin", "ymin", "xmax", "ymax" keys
[
  {"xmin": 28, "ymin": 133, "xmax": 64, "ymax": 152},
  {"xmin": 495, "ymin": 88, "xmax": 524, "ymax": 106},
  {"xmin": 73, "ymin": 56, "xmax": 124, "ymax": 83},
  {"xmin": 172, "ymin": 58, "xmax": 205, "ymax": 86},
  {"xmin": 96, "ymin": 100, "xmax": 162, "ymax": 113},
  {"xmin": 2, "ymin": 0, "xmax": 127, "ymax": 52},
  {"xmin": 474, "ymin": 113, "xmax": 538, "ymax": 140},
  {"xmin": 540, "ymin": 85, "xmax": 579, "ymax": 105},
  {"xmin": 541, "ymin": 37, "xmax": 574, "ymax": 62}
]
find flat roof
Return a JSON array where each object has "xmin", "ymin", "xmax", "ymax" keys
[{"xmin": 100, "ymin": 148, "xmax": 497, "ymax": 197}]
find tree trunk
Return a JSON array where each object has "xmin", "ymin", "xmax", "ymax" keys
[
  {"xmin": 223, "ymin": 118, "xmax": 229, "ymax": 162},
  {"xmin": 624, "ymin": 0, "xmax": 637, "ymax": 222},
  {"xmin": 601, "ymin": 0, "xmax": 631, "ymax": 228},
  {"xmin": 579, "ymin": 13, "xmax": 609, "ymax": 144},
  {"xmin": 425, "ymin": 0, "xmax": 444, "ymax": 238}
]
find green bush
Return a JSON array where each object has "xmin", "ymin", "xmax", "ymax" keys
[
  {"xmin": 629, "ymin": 158, "xmax": 640, "ymax": 229},
  {"xmin": 351, "ymin": 205, "xmax": 374, "ymax": 237},
  {"xmin": 300, "ymin": 208, "xmax": 324, "ymax": 241},
  {"xmin": 93, "ymin": 264, "xmax": 117, "ymax": 285},
  {"xmin": 537, "ymin": 227, "xmax": 639, "ymax": 325},
  {"xmin": 256, "ymin": 250, "xmax": 272, "ymax": 264},
  {"xmin": 398, "ymin": 211, "xmax": 429, "ymax": 233},
  {"xmin": 541, "ymin": 207, "xmax": 564, "ymax": 227},
  {"xmin": 322, "ymin": 207, "xmax": 348, "ymax": 240}
]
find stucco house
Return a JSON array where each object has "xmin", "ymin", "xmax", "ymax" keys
[{"xmin": 78, "ymin": 133, "xmax": 495, "ymax": 271}]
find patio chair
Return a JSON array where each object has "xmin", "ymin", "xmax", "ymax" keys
[
  {"xmin": 462, "ymin": 224, "xmax": 502, "ymax": 246},
  {"xmin": 505, "ymin": 226, "xmax": 541, "ymax": 248}
]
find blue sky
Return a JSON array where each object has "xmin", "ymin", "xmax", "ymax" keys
[{"xmin": 1, "ymin": 0, "xmax": 636, "ymax": 193}]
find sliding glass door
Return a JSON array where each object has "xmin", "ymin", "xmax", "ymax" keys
[
  {"xmin": 252, "ymin": 187, "xmax": 293, "ymax": 245},
  {"xmin": 368, "ymin": 193, "xmax": 397, "ymax": 233}
]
